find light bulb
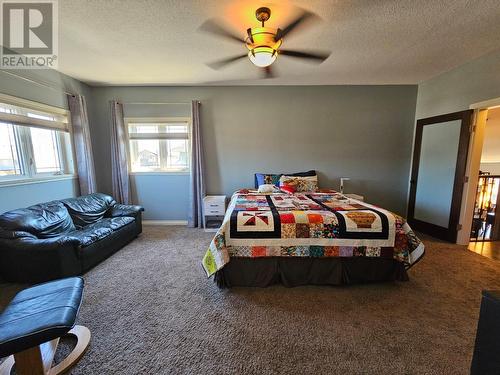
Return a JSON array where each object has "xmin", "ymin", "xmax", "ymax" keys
[{"xmin": 248, "ymin": 47, "xmax": 277, "ymax": 68}]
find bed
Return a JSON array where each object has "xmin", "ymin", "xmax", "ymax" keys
[{"xmin": 202, "ymin": 188, "xmax": 424, "ymax": 288}]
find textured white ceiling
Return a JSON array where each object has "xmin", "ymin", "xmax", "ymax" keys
[
  {"xmin": 482, "ymin": 107, "xmax": 500, "ymax": 163},
  {"xmin": 58, "ymin": 0, "xmax": 500, "ymax": 86}
]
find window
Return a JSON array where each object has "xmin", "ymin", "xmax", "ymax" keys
[
  {"xmin": 0, "ymin": 123, "xmax": 22, "ymax": 177},
  {"xmin": 126, "ymin": 118, "xmax": 190, "ymax": 173},
  {"xmin": 0, "ymin": 94, "xmax": 75, "ymax": 183}
]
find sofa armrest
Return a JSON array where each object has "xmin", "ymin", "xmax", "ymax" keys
[
  {"xmin": 107, "ymin": 204, "xmax": 144, "ymax": 218},
  {"xmin": 0, "ymin": 236, "xmax": 80, "ymax": 251},
  {"xmin": 0, "ymin": 228, "xmax": 37, "ymax": 240},
  {"xmin": 0, "ymin": 236, "xmax": 82, "ymax": 283}
]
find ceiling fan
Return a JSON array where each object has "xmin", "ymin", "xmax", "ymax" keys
[{"xmin": 199, "ymin": 7, "xmax": 331, "ymax": 78}]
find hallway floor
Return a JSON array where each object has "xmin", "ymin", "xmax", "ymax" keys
[{"xmin": 468, "ymin": 241, "xmax": 500, "ymax": 261}]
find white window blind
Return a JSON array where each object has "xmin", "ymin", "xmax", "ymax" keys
[
  {"xmin": 0, "ymin": 94, "xmax": 75, "ymax": 183},
  {"xmin": 0, "ymin": 97, "xmax": 69, "ymax": 132},
  {"xmin": 128, "ymin": 122, "xmax": 189, "ymax": 140},
  {"xmin": 125, "ymin": 118, "xmax": 191, "ymax": 173}
]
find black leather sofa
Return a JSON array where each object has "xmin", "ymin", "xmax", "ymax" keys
[{"xmin": 0, "ymin": 193, "xmax": 144, "ymax": 283}]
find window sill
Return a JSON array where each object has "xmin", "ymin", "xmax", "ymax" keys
[
  {"xmin": 130, "ymin": 171, "xmax": 190, "ymax": 176},
  {"xmin": 0, "ymin": 175, "xmax": 78, "ymax": 188}
]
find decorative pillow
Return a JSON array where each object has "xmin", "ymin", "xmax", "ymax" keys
[
  {"xmin": 279, "ymin": 175, "xmax": 318, "ymax": 192},
  {"xmin": 288, "ymin": 170, "xmax": 316, "ymax": 178},
  {"xmin": 258, "ymin": 184, "xmax": 276, "ymax": 193},
  {"xmin": 255, "ymin": 173, "xmax": 281, "ymax": 188},
  {"xmin": 254, "ymin": 170, "xmax": 316, "ymax": 188},
  {"xmin": 280, "ymin": 184, "xmax": 296, "ymax": 194}
]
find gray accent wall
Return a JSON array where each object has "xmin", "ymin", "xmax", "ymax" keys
[
  {"xmin": 0, "ymin": 69, "xmax": 92, "ymax": 213},
  {"xmin": 3, "ymin": 48, "xmax": 500, "ymax": 220},
  {"xmin": 89, "ymin": 85, "xmax": 418, "ymax": 217},
  {"xmin": 0, "ymin": 69, "xmax": 92, "ymax": 109},
  {"xmin": 409, "ymin": 48, "xmax": 500, "ymax": 230},
  {"xmin": 415, "ymin": 48, "xmax": 500, "ymax": 119}
]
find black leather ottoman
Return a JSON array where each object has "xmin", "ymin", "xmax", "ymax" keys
[
  {"xmin": 0, "ymin": 277, "xmax": 90, "ymax": 375},
  {"xmin": 471, "ymin": 290, "xmax": 500, "ymax": 375}
]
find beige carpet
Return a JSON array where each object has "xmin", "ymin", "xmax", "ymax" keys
[{"xmin": 1, "ymin": 226, "xmax": 499, "ymax": 374}]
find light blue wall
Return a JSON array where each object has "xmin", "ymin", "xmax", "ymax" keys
[
  {"xmin": 130, "ymin": 174, "xmax": 189, "ymax": 220},
  {"xmin": 123, "ymin": 103, "xmax": 191, "ymax": 219},
  {"xmin": 0, "ymin": 178, "xmax": 79, "ymax": 212},
  {"xmin": 0, "ymin": 69, "xmax": 92, "ymax": 214}
]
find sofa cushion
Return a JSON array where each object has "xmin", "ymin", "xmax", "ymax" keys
[
  {"xmin": 62, "ymin": 193, "xmax": 116, "ymax": 228},
  {"xmin": 67, "ymin": 217, "xmax": 134, "ymax": 247},
  {"xmin": 0, "ymin": 202, "xmax": 75, "ymax": 239},
  {"xmin": 107, "ymin": 204, "xmax": 144, "ymax": 218},
  {"xmin": 88, "ymin": 217, "xmax": 134, "ymax": 232},
  {"xmin": 106, "ymin": 216, "xmax": 135, "ymax": 230},
  {"xmin": 68, "ymin": 225, "xmax": 113, "ymax": 247}
]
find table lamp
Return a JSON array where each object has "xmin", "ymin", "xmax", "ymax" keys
[{"xmin": 340, "ymin": 177, "xmax": 350, "ymax": 194}]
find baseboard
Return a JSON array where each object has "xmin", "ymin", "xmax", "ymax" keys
[{"xmin": 143, "ymin": 220, "xmax": 188, "ymax": 226}]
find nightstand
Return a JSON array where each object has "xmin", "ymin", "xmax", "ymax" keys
[
  {"xmin": 203, "ymin": 195, "xmax": 226, "ymax": 231},
  {"xmin": 345, "ymin": 193, "xmax": 364, "ymax": 202}
]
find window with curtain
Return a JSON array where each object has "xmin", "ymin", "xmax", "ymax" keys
[
  {"xmin": 0, "ymin": 94, "xmax": 75, "ymax": 183},
  {"xmin": 126, "ymin": 118, "xmax": 191, "ymax": 173}
]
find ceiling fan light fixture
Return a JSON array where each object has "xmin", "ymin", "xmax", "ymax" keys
[
  {"xmin": 245, "ymin": 27, "xmax": 282, "ymax": 68},
  {"xmin": 248, "ymin": 47, "xmax": 277, "ymax": 67},
  {"xmin": 200, "ymin": 7, "xmax": 330, "ymax": 76}
]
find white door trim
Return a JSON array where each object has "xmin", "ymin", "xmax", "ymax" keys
[{"xmin": 456, "ymin": 96, "xmax": 500, "ymax": 245}]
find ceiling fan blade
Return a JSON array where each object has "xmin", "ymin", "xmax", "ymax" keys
[
  {"xmin": 275, "ymin": 10, "xmax": 318, "ymax": 41},
  {"xmin": 279, "ymin": 49, "xmax": 330, "ymax": 63},
  {"xmin": 262, "ymin": 66, "xmax": 276, "ymax": 79},
  {"xmin": 206, "ymin": 54, "xmax": 247, "ymax": 70},
  {"xmin": 198, "ymin": 19, "xmax": 246, "ymax": 44}
]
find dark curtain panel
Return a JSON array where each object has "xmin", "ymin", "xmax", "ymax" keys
[
  {"xmin": 110, "ymin": 100, "xmax": 131, "ymax": 204},
  {"xmin": 188, "ymin": 100, "xmax": 206, "ymax": 228},
  {"xmin": 67, "ymin": 94, "xmax": 97, "ymax": 196}
]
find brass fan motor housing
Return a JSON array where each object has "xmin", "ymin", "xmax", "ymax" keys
[
  {"xmin": 245, "ymin": 27, "xmax": 282, "ymax": 52},
  {"xmin": 255, "ymin": 7, "xmax": 271, "ymax": 23}
]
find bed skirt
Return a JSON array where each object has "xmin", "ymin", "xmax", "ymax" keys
[{"xmin": 214, "ymin": 257, "xmax": 409, "ymax": 288}]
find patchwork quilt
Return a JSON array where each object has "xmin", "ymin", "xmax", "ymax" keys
[{"xmin": 202, "ymin": 189, "xmax": 425, "ymax": 277}]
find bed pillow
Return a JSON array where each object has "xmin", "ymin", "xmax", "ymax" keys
[
  {"xmin": 279, "ymin": 175, "xmax": 319, "ymax": 192},
  {"xmin": 254, "ymin": 173, "xmax": 282, "ymax": 188},
  {"xmin": 257, "ymin": 184, "xmax": 276, "ymax": 193},
  {"xmin": 288, "ymin": 170, "xmax": 316, "ymax": 178},
  {"xmin": 254, "ymin": 170, "xmax": 316, "ymax": 188}
]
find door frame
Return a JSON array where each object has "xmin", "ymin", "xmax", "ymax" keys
[
  {"xmin": 456, "ymin": 97, "xmax": 500, "ymax": 244},
  {"xmin": 407, "ymin": 110, "xmax": 473, "ymax": 242}
]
